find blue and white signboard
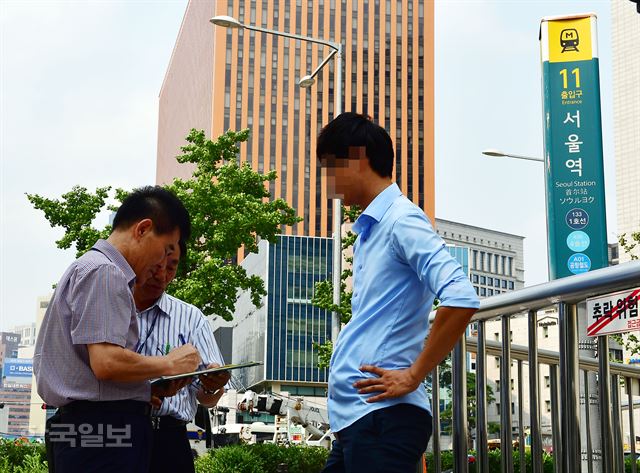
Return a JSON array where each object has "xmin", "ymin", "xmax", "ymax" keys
[{"xmin": 2, "ymin": 358, "xmax": 33, "ymax": 388}]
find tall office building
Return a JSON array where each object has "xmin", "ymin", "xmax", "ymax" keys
[
  {"xmin": 157, "ymin": 0, "xmax": 435, "ymax": 236},
  {"xmin": 211, "ymin": 235, "xmax": 333, "ymax": 394},
  {"xmin": 612, "ymin": 0, "xmax": 640, "ymax": 263}
]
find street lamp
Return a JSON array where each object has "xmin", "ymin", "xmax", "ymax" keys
[
  {"xmin": 211, "ymin": 16, "xmax": 344, "ymax": 343},
  {"xmin": 481, "ymin": 148, "xmax": 544, "ymax": 163}
]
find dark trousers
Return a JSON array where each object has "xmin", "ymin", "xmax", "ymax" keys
[
  {"xmin": 149, "ymin": 422, "xmax": 195, "ymax": 473},
  {"xmin": 322, "ymin": 404, "xmax": 432, "ymax": 473},
  {"xmin": 45, "ymin": 402, "xmax": 152, "ymax": 473}
]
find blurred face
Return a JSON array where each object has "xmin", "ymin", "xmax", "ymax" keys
[
  {"xmin": 130, "ymin": 220, "xmax": 180, "ymax": 285},
  {"xmin": 137, "ymin": 246, "xmax": 181, "ymax": 302},
  {"xmin": 319, "ymin": 146, "xmax": 368, "ymax": 206}
]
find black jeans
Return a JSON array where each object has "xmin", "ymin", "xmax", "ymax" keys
[
  {"xmin": 46, "ymin": 401, "xmax": 152, "ymax": 473},
  {"xmin": 322, "ymin": 404, "xmax": 432, "ymax": 473}
]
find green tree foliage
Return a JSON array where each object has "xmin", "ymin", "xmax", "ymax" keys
[
  {"xmin": 27, "ymin": 129, "xmax": 300, "ymax": 321},
  {"xmin": 619, "ymin": 231, "xmax": 640, "ymax": 261},
  {"xmin": 611, "ymin": 231, "xmax": 640, "ymax": 356}
]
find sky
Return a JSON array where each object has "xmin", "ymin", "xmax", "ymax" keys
[{"xmin": 0, "ymin": 0, "xmax": 618, "ymax": 331}]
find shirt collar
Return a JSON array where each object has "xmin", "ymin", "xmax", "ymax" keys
[
  {"xmin": 353, "ymin": 183, "xmax": 402, "ymax": 240},
  {"xmin": 139, "ymin": 293, "xmax": 172, "ymax": 318},
  {"xmin": 91, "ymin": 239, "xmax": 136, "ymax": 288}
]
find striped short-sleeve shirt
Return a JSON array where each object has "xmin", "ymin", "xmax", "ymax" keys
[
  {"xmin": 33, "ymin": 239, "xmax": 150, "ymax": 407},
  {"xmin": 136, "ymin": 293, "xmax": 224, "ymax": 422}
]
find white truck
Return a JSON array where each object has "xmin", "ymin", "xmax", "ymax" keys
[
  {"xmin": 236, "ymin": 390, "xmax": 333, "ymax": 449},
  {"xmin": 187, "ymin": 390, "xmax": 333, "ymax": 454}
]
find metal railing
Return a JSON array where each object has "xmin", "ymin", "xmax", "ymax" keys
[{"xmin": 430, "ymin": 260, "xmax": 640, "ymax": 473}]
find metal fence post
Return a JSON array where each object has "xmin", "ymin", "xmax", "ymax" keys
[
  {"xmin": 452, "ymin": 337, "xmax": 468, "ymax": 473},
  {"xmin": 558, "ymin": 303, "xmax": 581, "ymax": 472},
  {"xmin": 598, "ymin": 336, "xmax": 614, "ymax": 473},
  {"xmin": 550, "ymin": 364, "xmax": 562, "ymax": 473},
  {"xmin": 476, "ymin": 321, "xmax": 490, "ymax": 473},
  {"xmin": 500, "ymin": 316, "xmax": 513, "ymax": 473},
  {"xmin": 432, "ymin": 365, "xmax": 441, "ymax": 473},
  {"xmin": 528, "ymin": 310, "xmax": 544, "ymax": 473}
]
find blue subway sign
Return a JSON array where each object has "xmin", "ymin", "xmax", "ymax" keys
[{"xmin": 540, "ymin": 14, "xmax": 608, "ymax": 280}]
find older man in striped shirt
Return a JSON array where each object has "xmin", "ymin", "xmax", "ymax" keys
[
  {"xmin": 35, "ymin": 186, "xmax": 201, "ymax": 473},
  {"xmin": 134, "ymin": 242, "xmax": 230, "ymax": 473}
]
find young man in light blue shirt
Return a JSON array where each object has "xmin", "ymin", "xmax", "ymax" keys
[{"xmin": 317, "ymin": 113, "xmax": 480, "ymax": 473}]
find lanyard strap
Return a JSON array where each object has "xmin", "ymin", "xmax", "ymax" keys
[{"xmin": 136, "ymin": 312, "xmax": 160, "ymax": 354}]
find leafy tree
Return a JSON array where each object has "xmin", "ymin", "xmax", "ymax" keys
[
  {"xmin": 28, "ymin": 129, "xmax": 300, "ymax": 321},
  {"xmin": 619, "ymin": 231, "xmax": 640, "ymax": 261},
  {"xmin": 611, "ymin": 231, "xmax": 640, "ymax": 356}
]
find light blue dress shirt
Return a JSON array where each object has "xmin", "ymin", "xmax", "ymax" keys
[{"xmin": 327, "ymin": 183, "xmax": 480, "ymax": 433}]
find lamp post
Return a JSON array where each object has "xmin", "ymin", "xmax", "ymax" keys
[
  {"xmin": 211, "ymin": 16, "xmax": 344, "ymax": 343},
  {"xmin": 481, "ymin": 148, "xmax": 544, "ymax": 163}
]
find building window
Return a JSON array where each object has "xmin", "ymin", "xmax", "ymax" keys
[
  {"xmin": 472, "ymin": 274, "xmax": 479, "ymax": 283},
  {"xmin": 488, "ymin": 289, "xmax": 494, "ymax": 296},
  {"xmin": 496, "ymin": 380, "xmax": 501, "ymax": 392},
  {"xmin": 545, "ymin": 376, "xmax": 550, "ymax": 388},
  {"xmin": 545, "ymin": 400, "xmax": 551, "ymax": 413},
  {"xmin": 509, "ymin": 281, "xmax": 515, "ymax": 290},
  {"xmin": 495, "ymin": 357, "xmax": 500, "ymax": 369},
  {"xmin": 480, "ymin": 287, "xmax": 486, "ymax": 297},
  {"xmin": 496, "ymin": 403, "xmax": 500, "ymax": 412},
  {"xmin": 480, "ymin": 276, "xmax": 486, "ymax": 285},
  {"xmin": 502, "ymin": 280, "xmax": 508, "ymax": 289},
  {"xmin": 474, "ymin": 286, "xmax": 479, "ymax": 295},
  {"xmin": 495, "ymin": 279, "xmax": 500, "ymax": 288},
  {"xmin": 488, "ymin": 277, "xmax": 493, "ymax": 285}
]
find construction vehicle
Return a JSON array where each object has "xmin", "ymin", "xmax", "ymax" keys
[
  {"xmin": 236, "ymin": 390, "xmax": 333, "ymax": 449},
  {"xmin": 187, "ymin": 390, "xmax": 333, "ymax": 454}
]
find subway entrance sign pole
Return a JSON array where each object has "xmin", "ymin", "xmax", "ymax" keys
[{"xmin": 540, "ymin": 13, "xmax": 608, "ymax": 280}]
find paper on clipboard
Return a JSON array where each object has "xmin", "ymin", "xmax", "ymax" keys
[{"xmin": 150, "ymin": 361, "xmax": 263, "ymax": 386}]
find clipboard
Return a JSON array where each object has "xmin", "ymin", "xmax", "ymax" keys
[{"xmin": 150, "ymin": 361, "xmax": 263, "ymax": 387}]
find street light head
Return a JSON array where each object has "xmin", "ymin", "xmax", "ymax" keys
[
  {"xmin": 482, "ymin": 148, "xmax": 506, "ymax": 158},
  {"xmin": 210, "ymin": 15, "xmax": 244, "ymax": 29},
  {"xmin": 298, "ymin": 75, "xmax": 316, "ymax": 88}
]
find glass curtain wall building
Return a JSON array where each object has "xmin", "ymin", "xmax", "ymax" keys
[{"xmin": 231, "ymin": 236, "xmax": 333, "ymax": 391}]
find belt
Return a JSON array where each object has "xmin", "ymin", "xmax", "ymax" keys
[
  {"xmin": 152, "ymin": 415, "xmax": 189, "ymax": 430},
  {"xmin": 58, "ymin": 400, "xmax": 152, "ymax": 417}
]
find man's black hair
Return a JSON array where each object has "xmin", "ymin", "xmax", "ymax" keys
[
  {"xmin": 316, "ymin": 112, "xmax": 394, "ymax": 178},
  {"xmin": 112, "ymin": 186, "xmax": 191, "ymax": 243}
]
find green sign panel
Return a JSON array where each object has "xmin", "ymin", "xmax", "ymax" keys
[{"xmin": 540, "ymin": 15, "xmax": 608, "ymax": 280}]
